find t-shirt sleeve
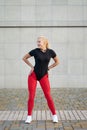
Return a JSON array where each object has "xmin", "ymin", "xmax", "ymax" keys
[
  {"xmin": 28, "ymin": 49, "xmax": 36, "ymax": 56},
  {"xmin": 50, "ymin": 49, "xmax": 57, "ymax": 58}
]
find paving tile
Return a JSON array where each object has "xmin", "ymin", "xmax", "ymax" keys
[
  {"xmin": 72, "ymin": 123, "xmax": 81, "ymax": 129},
  {"xmin": 74, "ymin": 128, "xmax": 87, "ymax": 130},
  {"xmin": 41, "ymin": 110, "xmax": 46, "ymax": 120},
  {"xmin": 32, "ymin": 110, "xmax": 37, "ymax": 120},
  {"xmin": 80, "ymin": 121, "xmax": 87, "ymax": 128},
  {"xmin": 72, "ymin": 110, "xmax": 80, "ymax": 120},
  {"xmin": 81, "ymin": 111, "xmax": 87, "ymax": 120},
  {"xmin": 37, "ymin": 120, "xmax": 45, "ymax": 128},
  {"xmin": 64, "ymin": 110, "xmax": 71, "ymax": 120},
  {"xmin": 76, "ymin": 111, "xmax": 86, "ymax": 120},
  {"xmin": 56, "ymin": 110, "xmax": 61, "ymax": 120},
  {"xmin": 59, "ymin": 128, "xmax": 64, "ymax": 130},
  {"xmin": 59, "ymin": 111, "xmax": 66, "ymax": 120},
  {"xmin": 64, "ymin": 126, "xmax": 73, "ymax": 130},
  {"xmin": 0, "ymin": 126, "xmax": 3, "ymax": 130},
  {"xmin": 36, "ymin": 127, "xmax": 45, "ymax": 130},
  {"xmin": 22, "ymin": 111, "xmax": 27, "ymax": 120},
  {"xmin": 37, "ymin": 110, "xmax": 41, "ymax": 120},
  {"xmin": 68, "ymin": 111, "xmax": 76, "ymax": 120}
]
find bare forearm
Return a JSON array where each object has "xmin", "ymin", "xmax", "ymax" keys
[
  {"xmin": 48, "ymin": 62, "xmax": 58, "ymax": 70},
  {"xmin": 48, "ymin": 56, "xmax": 59, "ymax": 70},
  {"xmin": 22, "ymin": 53, "xmax": 34, "ymax": 69},
  {"xmin": 23, "ymin": 58, "xmax": 34, "ymax": 69}
]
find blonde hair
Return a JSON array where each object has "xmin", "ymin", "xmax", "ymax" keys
[{"xmin": 38, "ymin": 36, "xmax": 49, "ymax": 49}]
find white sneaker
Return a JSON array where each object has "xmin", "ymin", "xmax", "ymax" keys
[
  {"xmin": 25, "ymin": 116, "xmax": 32, "ymax": 124},
  {"xmin": 52, "ymin": 114, "xmax": 58, "ymax": 123}
]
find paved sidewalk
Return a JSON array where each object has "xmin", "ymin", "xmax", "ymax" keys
[
  {"xmin": 0, "ymin": 88, "xmax": 87, "ymax": 111},
  {"xmin": 0, "ymin": 110, "xmax": 87, "ymax": 121},
  {"xmin": 0, "ymin": 120, "xmax": 87, "ymax": 130},
  {"xmin": 0, "ymin": 88, "xmax": 87, "ymax": 130}
]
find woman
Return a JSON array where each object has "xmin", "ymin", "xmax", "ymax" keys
[{"xmin": 22, "ymin": 36, "xmax": 59, "ymax": 123}]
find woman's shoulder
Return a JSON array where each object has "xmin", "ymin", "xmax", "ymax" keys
[
  {"xmin": 48, "ymin": 48, "xmax": 57, "ymax": 57},
  {"xmin": 29, "ymin": 48, "xmax": 39, "ymax": 56},
  {"xmin": 48, "ymin": 48, "xmax": 55, "ymax": 52}
]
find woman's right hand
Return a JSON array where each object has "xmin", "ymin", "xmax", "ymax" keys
[{"xmin": 29, "ymin": 67, "xmax": 34, "ymax": 75}]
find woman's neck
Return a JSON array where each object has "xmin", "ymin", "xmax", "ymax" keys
[{"xmin": 40, "ymin": 47, "xmax": 47, "ymax": 52}]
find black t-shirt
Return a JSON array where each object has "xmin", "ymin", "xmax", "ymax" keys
[{"xmin": 29, "ymin": 48, "xmax": 57, "ymax": 80}]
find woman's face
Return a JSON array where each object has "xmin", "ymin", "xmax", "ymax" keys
[{"xmin": 37, "ymin": 38, "xmax": 46, "ymax": 49}]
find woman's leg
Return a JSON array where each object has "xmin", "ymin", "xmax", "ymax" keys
[
  {"xmin": 39, "ymin": 74, "xmax": 56, "ymax": 115},
  {"xmin": 27, "ymin": 71, "xmax": 37, "ymax": 115}
]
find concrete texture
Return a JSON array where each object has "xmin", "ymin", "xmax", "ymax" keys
[{"xmin": 0, "ymin": 0, "xmax": 87, "ymax": 88}]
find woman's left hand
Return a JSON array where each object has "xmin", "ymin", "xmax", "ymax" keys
[{"xmin": 29, "ymin": 67, "xmax": 34, "ymax": 75}]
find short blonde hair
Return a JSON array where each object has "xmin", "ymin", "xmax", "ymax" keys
[{"xmin": 38, "ymin": 36, "xmax": 49, "ymax": 49}]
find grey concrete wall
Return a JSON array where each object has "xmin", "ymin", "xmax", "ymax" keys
[{"xmin": 0, "ymin": 0, "xmax": 87, "ymax": 88}]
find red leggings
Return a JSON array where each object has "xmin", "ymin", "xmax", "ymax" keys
[{"xmin": 27, "ymin": 71, "xmax": 56, "ymax": 115}]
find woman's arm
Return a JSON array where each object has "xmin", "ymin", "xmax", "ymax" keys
[
  {"xmin": 48, "ymin": 56, "xmax": 59, "ymax": 70},
  {"xmin": 22, "ymin": 53, "xmax": 34, "ymax": 69}
]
